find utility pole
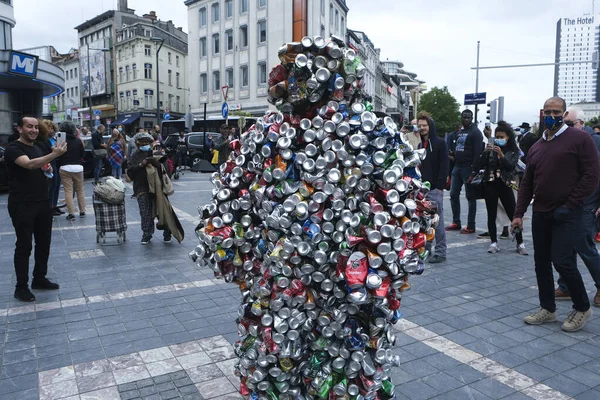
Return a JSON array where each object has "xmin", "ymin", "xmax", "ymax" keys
[{"xmin": 474, "ymin": 40, "xmax": 480, "ymax": 124}]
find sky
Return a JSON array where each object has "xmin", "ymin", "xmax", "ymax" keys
[{"xmin": 11, "ymin": 0, "xmax": 596, "ymax": 130}]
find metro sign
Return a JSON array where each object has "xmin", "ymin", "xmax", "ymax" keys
[{"xmin": 8, "ymin": 51, "xmax": 38, "ymax": 78}]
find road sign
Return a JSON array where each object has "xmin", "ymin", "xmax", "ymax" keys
[
  {"xmin": 165, "ymin": 107, "xmax": 170, "ymax": 113},
  {"xmin": 229, "ymin": 104, "xmax": 242, "ymax": 111},
  {"xmin": 163, "ymin": 112, "xmax": 171, "ymax": 120},
  {"xmin": 93, "ymin": 109, "xmax": 102, "ymax": 115},
  {"xmin": 222, "ymin": 102, "xmax": 229, "ymax": 119},
  {"xmin": 221, "ymin": 86, "xmax": 229, "ymax": 101},
  {"xmin": 464, "ymin": 92, "xmax": 487, "ymax": 105}
]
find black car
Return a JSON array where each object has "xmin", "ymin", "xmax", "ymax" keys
[
  {"xmin": 164, "ymin": 132, "xmax": 217, "ymax": 167},
  {"xmin": 0, "ymin": 146, "xmax": 7, "ymax": 189}
]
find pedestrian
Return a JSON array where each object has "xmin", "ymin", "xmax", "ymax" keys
[
  {"xmin": 207, "ymin": 133, "xmax": 218, "ymax": 167},
  {"xmin": 154, "ymin": 124, "xmax": 164, "ymax": 144},
  {"xmin": 176, "ymin": 130, "xmax": 188, "ymax": 170},
  {"xmin": 41, "ymin": 120, "xmax": 64, "ymax": 216},
  {"xmin": 91, "ymin": 124, "xmax": 107, "ymax": 183},
  {"xmin": 107, "ymin": 128, "xmax": 126, "ymax": 179},
  {"xmin": 57, "ymin": 121, "xmax": 86, "ymax": 221},
  {"xmin": 81, "ymin": 126, "xmax": 90, "ymax": 137},
  {"xmin": 417, "ymin": 113, "xmax": 449, "ymax": 264},
  {"xmin": 4, "ymin": 116, "xmax": 67, "ymax": 302},
  {"xmin": 402, "ymin": 119, "xmax": 421, "ymax": 150},
  {"xmin": 593, "ymin": 124, "xmax": 600, "ymax": 134},
  {"xmin": 475, "ymin": 121, "xmax": 527, "ymax": 255},
  {"xmin": 127, "ymin": 133, "xmax": 183, "ymax": 244},
  {"xmin": 516, "ymin": 122, "xmax": 538, "ymax": 164},
  {"xmin": 213, "ymin": 124, "xmax": 231, "ymax": 166},
  {"xmin": 553, "ymin": 107, "xmax": 600, "ymax": 307},
  {"xmin": 447, "ymin": 109, "xmax": 483, "ymax": 234},
  {"xmin": 513, "ymin": 96, "xmax": 600, "ymax": 332},
  {"xmin": 8, "ymin": 122, "xmax": 19, "ymax": 143}
]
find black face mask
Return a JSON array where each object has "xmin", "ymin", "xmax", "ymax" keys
[{"xmin": 564, "ymin": 120, "xmax": 575, "ymax": 128}]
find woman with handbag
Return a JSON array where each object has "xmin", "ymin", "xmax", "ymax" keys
[{"xmin": 474, "ymin": 121, "xmax": 527, "ymax": 255}]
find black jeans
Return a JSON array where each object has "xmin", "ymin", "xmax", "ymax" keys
[
  {"xmin": 483, "ymin": 179, "xmax": 522, "ymax": 244},
  {"xmin": 8, "ymin": 199, "xmax": 53, "ymax": 288},
  {"xmin": 532, "ymin": 207, "xmax": 590, "ymax": 312}
]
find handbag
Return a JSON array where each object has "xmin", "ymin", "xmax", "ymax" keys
[
  {"xmin": 161, "ymin": 165, "xmax": 175, "ymax": 196},
  {"xmin": 466, "ymin": 170, "xmax": 485, "ymax": 200},
  {"xmin": 93, "ymin": 148, "xmax": 107, "ymax": 158}
]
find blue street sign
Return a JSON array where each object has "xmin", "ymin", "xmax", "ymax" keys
[
  {"xmin": 163, "ymin": 113, "xmax": 171, "ymax": 120},
  {"xmin": 93, "ymin": 109, "xmax": 102, "ymax": 115},
  {"xmin": 8, "ymin": 51, "xmax": 38, "ymax": 78},
  {"xmin": 464, "ymin": 92, "xmax": 487, "ymax": 105},
  {"xmin": 222, "ymin": 102, "xmax": 229, "ymax": 119}
]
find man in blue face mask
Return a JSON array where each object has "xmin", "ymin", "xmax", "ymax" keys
[{"xmin": 513, "ymin": 96, "xmax": 600, "ymax": 332}]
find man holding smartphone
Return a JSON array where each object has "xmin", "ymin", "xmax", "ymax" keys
[{"xmin": 4, "ymin": 116, "xmax": 67, "ymax": 302}]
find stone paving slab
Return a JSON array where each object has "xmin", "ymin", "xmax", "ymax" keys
[{"xmin": 1, "ymin": 174, "xmax": 599, "ymax": 399}]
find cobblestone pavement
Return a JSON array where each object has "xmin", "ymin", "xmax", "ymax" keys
[{"xmin": 0, "ymin": 172, "xmax": 599, "ymax": 399}]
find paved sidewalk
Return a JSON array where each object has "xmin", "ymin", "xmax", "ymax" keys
[{"xmin": 0, "ymin": 173, "xmax": 598, "ymax": 399}]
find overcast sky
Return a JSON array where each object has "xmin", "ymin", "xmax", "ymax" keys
[{"xmin": 12, "ymin": 0, "xmax": 595, "ymax": 130}]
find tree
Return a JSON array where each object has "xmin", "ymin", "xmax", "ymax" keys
[
  {"xmin": 585, "ymin": 116, "xmax": 599, "ymax": 127},
  {"xmin": 418, "ymin": 86, "xmax": 461, "ymax": 137}
]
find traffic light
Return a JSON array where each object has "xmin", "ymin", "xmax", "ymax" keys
[
  {"xmin": 497, "ymin": 96, "xmax": 504, "ymax": 122},
  {"xmin": 486, "ymin": 100, "xmax": 498, "ymax": 124}
]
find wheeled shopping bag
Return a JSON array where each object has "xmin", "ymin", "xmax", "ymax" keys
[{"xmin": 93, "ymin": 193, "xmax": 127, "ymax": 245}]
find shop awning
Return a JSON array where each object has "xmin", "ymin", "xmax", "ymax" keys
[{"xmin": 110, "ymin": 113, "xmax": 142, "ymax": 126}]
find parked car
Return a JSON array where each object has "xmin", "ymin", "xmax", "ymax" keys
[
  {"xmin": 164, "ymin": 132, "xmax": 217, "ymax": 168},
  {"xmin": 81, "ymin": 135, "xmax": 112, "ymax": 179},
  {"xmin": 0, "ymin": 146, "xmax": 7, "ymax": 189}
]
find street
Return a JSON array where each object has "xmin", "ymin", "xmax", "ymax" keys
[{"xmin": 0, "ymin": 172, "xmax": 599, "ymax": 400}]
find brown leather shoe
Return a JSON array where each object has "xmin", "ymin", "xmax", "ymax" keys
[
  {"xmin": 594, "ymin": 289, "xmax": 600, "ymax": 307},
  {"xmin": 555, "ymin": 288, "xmax": 571, "ymax": 301}
]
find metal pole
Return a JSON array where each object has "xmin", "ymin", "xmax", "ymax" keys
[
  {"xmin": 156, "ymin": 40, "xmax": 164, "ymax": 127},
  {"xmin": 471, "ymin": 60, "xmax": 592, "ymax": 70},
  {"xmin": 88, "ymin": 43, "xmax": 93, "ymax": 129},
  {"xmin": 474, "ymin": 40, "xmax": 480, "ymax": 125}
]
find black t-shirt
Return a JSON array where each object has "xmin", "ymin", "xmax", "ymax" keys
[{"xmin": 4, "ymin": 140, "xmax": 50, "ymax": 202}]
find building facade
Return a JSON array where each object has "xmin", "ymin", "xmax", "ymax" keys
[
  {"xmin": 185, "ymin": 0, "xmax": 348, "ymax": 118},
  {"xmin": 112, "ymin": 13, "xmax": 188, "ymax": 130},
  {"xmin": 0, "ymin": 0, "xmax": 64, "ymax": 145},
  {"xmin": 554, "ymin": 14, "xmax": 600, "ymax": 104},
  {"xmin": 51, "ymin": 49, "xmax": 81, "ymax": 125}
]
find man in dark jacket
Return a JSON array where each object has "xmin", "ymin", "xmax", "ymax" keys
[
  {"xmin": 516, "ymin": 122, "xmax": 538, "ymax": 164},
  {"xmin": 447, "ymin": 109, "xmax": 484, "ymax": 234},
  {"xmin": 212, "ymin": 124, "xmax": 231, "ymax": 166},
  {"xmin": 417, "ymin": 113, "xmax": 449, "ymax": 264},
  {"xmin": 91, "ymin": 124, "xmax": 106, "ymax": 183}
]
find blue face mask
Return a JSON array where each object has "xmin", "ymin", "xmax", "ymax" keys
[
  {"xmin": 139, "ymin": 145, "xmax": 151, "ymax": 151},
  {"xmin": 544, "ymin": 115, "xmax": 563, "ymax": 130},
  {"xmin": 494, "ymin": 139, "xmax": 507, "ymax": 147},
  {"xmin": 519, "ymin": 128, "xmax": 526, "ymax": 134}
]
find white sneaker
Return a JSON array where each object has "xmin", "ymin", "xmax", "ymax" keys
[
  {"xmin": 562, "ymin": 308, "xmax": 592, "ymax": 332},
  {"xmin": 524, "ymin": 308, "xmax": 557, "ymax": 325},
  {"xmin": 517, "ymin": 243, "xmax": 529, "ymax": 256},
  {"xmin": 487, "ymin": 242, "xmax": 500, "ymax": 254}
]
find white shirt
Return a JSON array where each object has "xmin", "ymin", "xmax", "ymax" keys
[
  {"xmin": 542, "ymin": 123, "xmax": 568, "ymax": 141},
  {"xmin": 60, "ymin": 165, "xmax": 84, "ymax": 173}
]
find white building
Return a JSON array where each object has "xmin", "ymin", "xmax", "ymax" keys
[
  {"xmin": 185, "ymin": 0, "xmax": 349, "ymax": 118},
  {"xmin": 554, "ymin": 14, "xmax": 600, "ymax": 104},
  {"xmin": 347, "ymin": 29, "xmax": 377, "ymax": 102},
  {"xmin": 112, "ymin": 14, "xmax": 189, "ymax": 130},
  {"xmin": 52, "ymin": 49, "xmax": 81, "ymax": 125}
]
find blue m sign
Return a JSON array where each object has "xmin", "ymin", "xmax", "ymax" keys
[{"xmin": 8, "ymin": 51, "xmax": 38, "ymax": 78}]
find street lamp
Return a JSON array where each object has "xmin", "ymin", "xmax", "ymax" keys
[
  {"xmin": 86, "ymin": 43, "xmax": 110, "ymax": 128},
  {"xmin": 151, "ymin": 37, "xmax": 165, "ymax": 126}
]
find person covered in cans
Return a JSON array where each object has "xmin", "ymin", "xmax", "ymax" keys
[
  {"xmin": 473, "ymin": 121, "xmax": 527, "ymax": 255},
  {"xmin": 416, "ymin": 112, "xmax": 449, "ymax": 264},
  {"xmin": 554, "ymin": 106, "xmax": 600, "ymax": 308},
  {"xmin": 512, "ymin": 96, "xmax": 600, "ymax": 332},
  {"xmin": 447, "ymin": 109, "xmax": 484, "ymax": 234}
]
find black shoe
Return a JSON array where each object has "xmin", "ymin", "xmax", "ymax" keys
[
  {"xmin": 141, "ymin": 235, "xmax": 152, "ymax": 245},
  {"xmin": 53, "ymin": 208, "xmax": 62, "ymax": 216},
  {"xmin": 500, "ymin": 228, "xmax": 510, "ymax": 240},
  {"xmin": 66, "ymin": 214, "xmax": 75, "ymax": 221},
  {"xmin": 31, "ymin": 278, "xmax": 60, "ymax": 290},
  {"xmin": 163, "ymin": 236, "xmax": 172, "ymax": 244},
  {"xmin": 429, "ymin": 255, "xmax": 447, "ymax": 264},
  {"xmin": 79, "ymin": 212, "xmax": 86, "ymax": 218},
  {"xmin": 477, "ymin": 232, "xmax": 490, "ymax": 239},
  {"xmin": 14, "ymin": 287, "xmax": 35, "ymax": 302}
]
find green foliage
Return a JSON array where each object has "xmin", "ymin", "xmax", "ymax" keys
[
  {"xmin": 418, "ymin": 86, "xmax": 461, "ymax": 136},
  {"xmin": 585, "ymin": 116, "xmax": 600, "ymax": 127},
  {"xmin": 230, "ymin": 110, "xmax": 252, "ymax": 117}
]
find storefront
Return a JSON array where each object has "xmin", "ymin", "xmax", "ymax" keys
[
  {"xmin": 111, "ymin": 111, "xmax": 158, "ymax": 132},
  {"xmin": 78, "ymin": 104, "xmax": 116, "ymax": 129}
]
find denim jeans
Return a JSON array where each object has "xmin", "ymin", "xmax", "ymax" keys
[
  {"xmin": 94, "ymin": 157, "xmax": 104, "ymax": 182},
  {"xmin": 557, "ymin": 208, "xmax": 600, "ymax": 293},
  {"xmin": 450, "ymin": 165, "xmax": 477, "ymax": 229},
  {"xmin": 426, "ymin": 189, "xmax": 446, "ymax": 258},
  {"xmin": 532, "ymin": 207, "xmax": 590, "ymax": 312},
  {"xmin": 112, "ymin": 165, "xmax": 122, "ymax": 179}
]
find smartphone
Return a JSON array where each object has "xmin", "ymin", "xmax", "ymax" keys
[{"xmin": 56, "ymin": 132, "xmax": 66, "ymax": 146}]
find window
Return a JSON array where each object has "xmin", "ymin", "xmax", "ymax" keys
[
  {"xmin": 126, "ymin": 65, "xmax": 131, "ymax": 81},
  {"xmin": 74, "ymin": 68, "xmax": 78, "ymax": 78},
  {"xmin": 199, "ymin": 7, "xmax": 207, "ymax": 27},
  {"xmin": 200, "ymin": 37, "xmax": 207, "ymax": 57},
  {"xmin": 176, "ymin": 55, "xmax": 180, "ymax": 67},
  {"xmin": 213, "ymin": 71, "xmax": 220, "ymax": 91},
  {"xmin": 330, "ymin": 4, "xmax": 333, "ymax": 26},
  {"xmin": 144, "ymin": 63, "xmax": 152, "ymax": 79},
  {"xmin": 119, "ymin": 67, "xmax": 123, "ymax": 82},
  {"xmin": 133, "ymin": 63, "xmax": 137, "ymax": 79},
  {"xmin": 131, "ymin": 45, "xmax": 135, "ymax": 57},
  {"xmin": 258, "ymin": 21, "xmax": 266, "ymax": 44},
  {"xmin": 225, "ymin": 0, "xmax": 233, "ymax": 18},
  {"xmin": 341, "ymin": 16, "xmax": 345, "ymax": 36},
  {"xmin": 212, "ymin": 2, "xmax": 220, "ymax": 22},
  {"xmin": 240, "ymin": 26, "xmax": 248, "ymax": 48},
  {"xmin": 258, "ymin": 62, "xmax": 267, "ymax": 85},
  {"xmin": 200, "ymin": 73, "xmax": 207, "ymax": 93},
  {"xmin": 226, "ymin": 68, "xmax": 234, "ymax": 87},
  {"xmin": 335, "ymin": 10, "xmax": 339, "ymax": 31},
  {"xmin": 320, "ymin": 25, "xmax": 325, "ymax": 38},
  {"xmin": 226, "ymin": 30, "xmax": 233, "ymax": 51},
  {"xmin": 240, "ymin": 0, "xmax": 248, "ymax": 14},
  {"xmin": 213, "ymin": 34, "xmax": 220, "ymax": 55},
  {"xmin": 240, "ymin": 65, "xmax": 248, "ymax": 87},
  {"xmin": 144, "ymin": 90, "xmax": 153, "ymax": 109},
  {"xmin": 176, "ymin": 96, "xmax": 180, "ymax": 112},
  {"xmin": 145, "ymin": 45, "xmax": 151, "ymax": 56},
  {"xmin": 176, "ymin": 72, "xmax": 180, "ymax": 87},
  {"xmin": 75, "ymin": 87, "xmax": 78, "ymax": 96},
  {"xmin": 118, "ymin": 49, "xmax": 122, "ymax": 61},
  {"xmin": 258, "ymin": 0, "xmax": 266, "ymax": 7},
  {"xmin": 168, "ymin": 52, "xmax": 172, "ymax": 64},
  {"xmin": 70, "ymin": 69, "xmax": 74, "ymax": 79},
  {"xmin": 168, "ymin": 69, "xmax": 172, "ymax": 86}
]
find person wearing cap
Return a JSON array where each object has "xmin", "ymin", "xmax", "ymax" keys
[
  {"xmin": 127, "ymin": 133, "xmax": 173, "ymax": 245},
  {"xmin": 516, "ymin": 122, "xmax": 538, "ymax": 164},
  {"xmin": 513, "ymin": 96, "xmax": 600, "ymax": 332},
  {"xmin": 447, "ymin": 109, "xmax": 483, "ymax": 234},
  {"xmin": 416, "ymin": 112, "xmax": 449, "ymax": 264},
  {"xmin": 552, "ymin": 106, "xmax": 600, "ymax": 308}
]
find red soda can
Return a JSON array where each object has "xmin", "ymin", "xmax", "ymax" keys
[
  {"xmin": 268, "ymin": 64, "xmax": 289, "ymax": 86},
  {"xmin": 373, "ymin": 277, "xmax": 390, "ymax": 298},
  {"xmin": 407, "ymin": 232, "xmax": 426, "ymax": 250},
  {"xmin": 336, "ymin": 249, "xmax": 350, "ymax": 279},
  {"xmin": 345, "ymin": 251, "xmax": 368, "ymax": 289}
]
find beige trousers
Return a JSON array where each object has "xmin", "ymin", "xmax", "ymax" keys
[{"xmin": 59, "ymin": 169, "xmax": 86, "ymax": 215}]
